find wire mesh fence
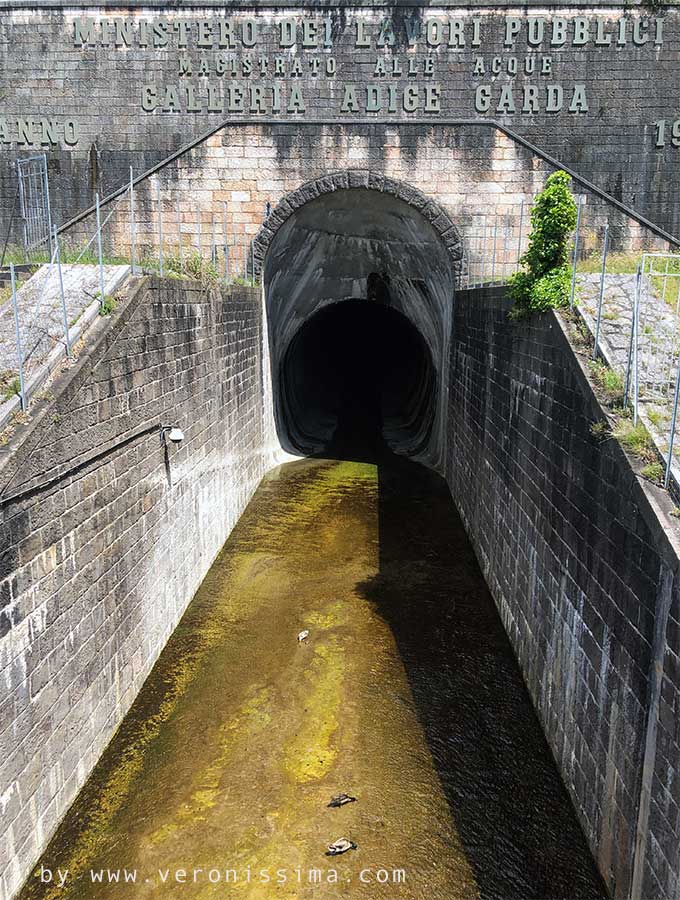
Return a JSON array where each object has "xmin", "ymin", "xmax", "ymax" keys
[
  {"xmin": 2, "ymin": 254, "xmax": 129, "ymax": 420},
  {"xmin": 570, "ymin": 211, "xmax": 680, "ymax": 490},
  {"xmin": 57, "ymin": 170, "xmax": 267, "ymax": 288},
  {"xmin": 3, "ymin": 168, "xmax": 680, "ymax": 493},
  {"xmin": 458, "ymin": 201, "xmax": 528, "ymax": 290}
]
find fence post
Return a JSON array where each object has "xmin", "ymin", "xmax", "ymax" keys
[
  {"xmin": 250, "ymin": 238, "xmax": 255, "ymax": 286},
  {"xmin": 624, "ymin": 263, "xmax": 641, "ymax": 406},
  {"xmin": 592, "ymin": 224, "xmax": 610, "ymax": 361},
  {"xmin": 223, "ymin": 201, "xmax": 229, "ymax": 285},
  {"xmin": 665, "ymin": 353, "xmax": 680, "ymax": 489},
  {"xmin": 570, "ymin": 194, "xmax": 584, "ymax": 310},
  {"xmin": 480, "ymin": 223, "xmax": 487, "ymax": 284},
  {"xmin": 499, "ymin": 214, "xmax": 507, "ymax": 281},
  {"xmin": 491, "ymin": 216, "xmax": 498, "ymax": 282},
  {"xmin": 43, "ymin": 154, "xmax": 54, "ymax": 259},
  {"xmin": 517, "ymin": 199, "xmax": 524, "ymax": 270},
  {"xmin": 54, "ymin": 226, "xmax": 71, "ymax": 358},
  {"xmin": 632, "ymin": 265, "xmax": 642, "ymax": 424},
  {"xmin": 633, "ymin": 289, "xmax": 640, "ymax": 425},
  {"xmin": 197, "ymin": 210, "xmax": 202, "ymax": 260},
  {"xmin": 156, "ymin": 181, "xmax": 164, "ymax": 277},
  {"xmin": 95, "ymin": 192, "xmax": 105, "ymax": 307},
  {"xmin": 177, "ymin": 197, "xmax": 183, "ymax": 265},
  {"xmin": 129, "ymin": 166, "xmax": 136, "ymax": 274},
  {"xmin": 211, "ymin": 211, "xmax": 216, "ymax": 267},
  {"xmin": 10, "ymin": 263, "xmax": 27, "ymax": 411}
]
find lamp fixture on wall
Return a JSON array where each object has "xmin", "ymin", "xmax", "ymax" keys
[
  {"xmin": 160, "ymin": 425, "xmax": 185, "ymax": 445},
  {"xmin": 160, "ymin": 425, "xmax": 184, "ymax": 488}
]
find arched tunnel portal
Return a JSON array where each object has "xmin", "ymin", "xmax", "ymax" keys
[{"xmin": 262, "ymin": 183, "xmax": 459, "ymax": 470}]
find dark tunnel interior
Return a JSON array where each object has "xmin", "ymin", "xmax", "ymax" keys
[
  {"xmin": 280, "ymin": 299, "xmax": 436, "ymax": 461},
  {"xmin": 263, "ymin": 187, "xmax": 456, "ymax": 469}
]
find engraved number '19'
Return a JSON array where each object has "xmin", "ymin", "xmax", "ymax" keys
[{"xmin": 654, "ymin": 119, "xmax": 680, "ymax": 148}]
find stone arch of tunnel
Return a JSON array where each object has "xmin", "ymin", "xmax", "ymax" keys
[{"xmin": 259, "ymin": 174, "xmax": 461, "ymax": 470}]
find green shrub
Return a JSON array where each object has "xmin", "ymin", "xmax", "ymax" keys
[
  {"xmin": 156, "ymin": 252, "xmax": 222, "ymax": 286},
  {"xmin": 510, "ymin": 170, "xmax": 577, "ymax": 317},
  {"xmin": 528, "ymin": 266, "xmax": 571, "ymax": 312},
  {"xmin": 507, "ymin": 270, "xmax": 533, "ymax": 309}
]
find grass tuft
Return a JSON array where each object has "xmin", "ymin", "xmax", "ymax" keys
[
  {"xmin": 641, "ymin": 462, "xmax": 664, "ymax": 485},
  {"xmin": 646, "ymin": 408, "xmax": 670, "ymax": 430},
  {"xmin": 590, "ymin": 420, "xmax": 611, "ymax": 441},
  {"xmin": 98, "ymin": 294, "xmax": 117, "ymax": 316},
  {"xmin": 612, "ymin": 420, "xmax": 657, "ymax": 464},
  {"xmin": 0, "ymin": 371, "xmax": 20, "ymax": 402},
  {"xmin": 588, "ymin": 359, "xmax": 624, "ymax": 405}
]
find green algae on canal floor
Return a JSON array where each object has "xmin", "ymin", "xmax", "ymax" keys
[{"xmin": 19, "ymin": 457, "xmax": 606, "ymax": 900}]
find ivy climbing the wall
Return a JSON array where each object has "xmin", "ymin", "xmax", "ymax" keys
[{"xmin": 509, "ymin": 170, "xmax": 577, "ymax": 318}]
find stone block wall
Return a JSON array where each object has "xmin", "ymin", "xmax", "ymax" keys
[
  {"xmin": 1, "ymin": 3, "xmax": 679, "ymax": 238},
  {"xmin": 446, "ymin": 287, "xmax": 680, "ymax": 898},
  {"xmin": 645, "ymin": 558, "xmax": 680, "ymax": 898},
  {"xmin": 60, "ymin": 125, "xmax": 671, "ymax": 288},
  {"xmin": 0, "ymin": 277, "xmax": 283, "ymax": 900}
]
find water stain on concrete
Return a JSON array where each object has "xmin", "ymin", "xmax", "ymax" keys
[{"xmin": 19, "ymin": 456, "xmax": 606, "ymax": 900}]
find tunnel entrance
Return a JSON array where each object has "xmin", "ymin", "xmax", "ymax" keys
[
  {"xmin": 281, "ymin": 299, "xmax": 436, "ymax": 461},
  {"xmin": 262, "ymin": 182, "xmax": 458, "ymax": 471}
]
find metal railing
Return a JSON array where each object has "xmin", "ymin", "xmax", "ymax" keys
[
  {"xmin": 60, "ymin": 173, "xmax": 537, "ymax": 298},
  {"xmin": 452, "ymin": 191, "xmax": 680, "ymax": 501},
  {"xmin": 69, "ymin": 169, "xmax": 267, "ymax": 287},
  {"xmin": 1, "ymin": 177, "xmax": 271, "ymax": 420},
  {"xmin": 5, "ymin": 171, "xmax": 680, "ymax": 497}
]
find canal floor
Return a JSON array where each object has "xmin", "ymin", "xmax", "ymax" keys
[{"xmin": 20, "ymin": 456, "xmax": 606, "ymax": 900}]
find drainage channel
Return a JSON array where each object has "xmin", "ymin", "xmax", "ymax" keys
[{"xmin": 19, "ymin": 456, "xmax": 606, "ymax": 900}]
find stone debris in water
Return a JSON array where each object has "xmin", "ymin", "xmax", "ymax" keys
[
  {"xmin": 328, "ymin": 793, "xmax": 357, "ymax": 808},
  {"xmin": 297, "ymin": 629, "xmax": 310, "ymax": 643},
  {"xmin": 326, "ymin": 838, "xmax": 357, "ymax": 856}
]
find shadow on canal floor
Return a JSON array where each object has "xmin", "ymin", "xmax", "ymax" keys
[{"xmin": 318, "ymin": 405, "xmax": 607, "ymax": 899}]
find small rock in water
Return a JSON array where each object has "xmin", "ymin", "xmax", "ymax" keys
[
  {"xmin": 297, "ymin": 629, "xmax": 310, "ymax": 643},
  {"xmin": 328, "ymin": 793, "xmax": 357, "ymax": 808},
  {"xmin": 326, "ymin": 838, "xmax": 357, "ymax": 856}
]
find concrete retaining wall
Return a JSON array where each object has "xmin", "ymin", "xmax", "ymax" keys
[
  {"xmin": 0, "ymin": 276, "xmax": 283, "ymax": 900},
  {"xmin": 447, "ymin": 287, "xmax": 680, "ymax": 899}
]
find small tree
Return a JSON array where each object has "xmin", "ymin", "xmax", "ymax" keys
[{"xmin": 509, "ymin": 170, "xmax": 577, "ymax": 317}]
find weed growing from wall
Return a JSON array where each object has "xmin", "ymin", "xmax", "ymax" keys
[{"xmin": 509, "ymin": 170, "xmax": 577, "ymax": 318}]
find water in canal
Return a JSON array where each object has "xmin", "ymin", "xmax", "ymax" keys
[{"xmin": 20, "ymin": 445, "xmax": 606, "ymax": 899}]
